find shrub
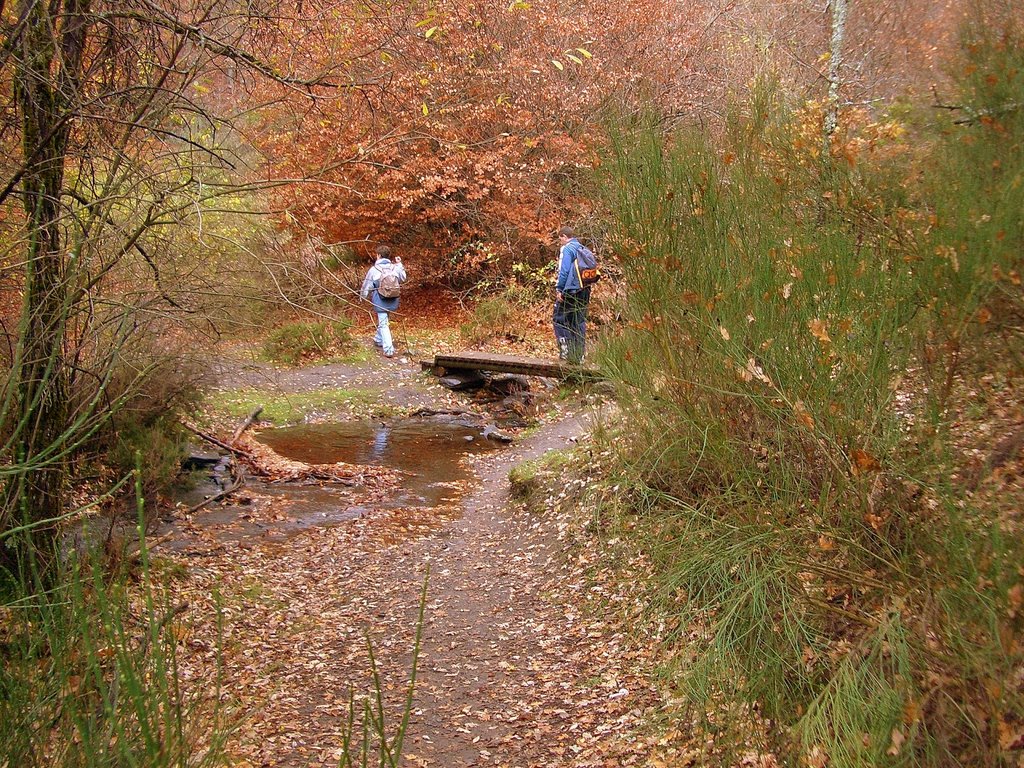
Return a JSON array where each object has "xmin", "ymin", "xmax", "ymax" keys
[
  {"xmin": 592, "ymin": 27, "xmax": 1022, "ymax": 766},
  {"xmin": 459, "ymin": 297, "xmax": 517, "ymax": 345},
  {"xmin": 101, "ymin": 350, "xmax": 207, "ymax": 494},
  {"xmin": 262, "ymin": 319, "xmax": 354, "ymax": 364},
  {"xmin": 507, "ymin": 260, "xmax": 557, "ymax": 306}
]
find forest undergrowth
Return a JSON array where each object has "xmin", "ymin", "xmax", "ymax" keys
[{"xmin": 581, "ymin": 25, "xmax": 1024, "ymax": 768}]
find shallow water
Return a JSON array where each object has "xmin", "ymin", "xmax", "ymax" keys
[
  {"xmin": 167, "ymin": 418, "xmax": 505, "ymax": 547},
  {"xmin": 256, "ymin": 419, "xmax": 498, "ymax": 477}
]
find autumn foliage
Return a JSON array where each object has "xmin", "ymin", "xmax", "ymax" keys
[
  {"xmin": 2, "ymin": 2, "xmax": 1020, "ymax": 767},
  {"xmin": 249, "ymin": 0, "xmax": 718, "ymax": 280},
  {"xmin": 238, "ymin": 0, "xmax": 968, "ymax": 289}
]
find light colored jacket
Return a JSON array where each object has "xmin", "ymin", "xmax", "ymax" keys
[
  {"xmin": 556, "ymin": 239, "xmax": 585, "ymax": 293},
  {"xmin": 361, "ymin": 258, "xmax": 407, "ymax": 312}
]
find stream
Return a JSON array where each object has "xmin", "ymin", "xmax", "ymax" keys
[{"xmin": 168, "ymin": 415, "xmax": 507, "ymax": 549}]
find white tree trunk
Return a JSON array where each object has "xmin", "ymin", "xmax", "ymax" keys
[{"xmin": 823, "ymin": 0, "xmax": 848, "ymax": 153}]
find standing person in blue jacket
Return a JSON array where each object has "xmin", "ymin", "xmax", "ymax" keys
[
  {"xmin": 553, "ymin": 226, "xmax": 592, "ymax": 364},
  {"xmin": 360, "ymin": 245, "xmax": 407, "ymax": 358}
]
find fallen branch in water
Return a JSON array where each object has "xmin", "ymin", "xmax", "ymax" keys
[
  {"xmin": 408, "ymin": 407, "xmax": 480, "ymax": 419},
  {"xmin": 181, "ymin": 421, "xmax": 257, "ymax": 460},
  {"xmin": 186, "ymin": 476, "xmax": 246, "ymax": 514},
  {"xmin": 233, "ymin": 432, "xmax": 400, "ymax": 488},
  {"xmin": 232, "ymin": 406, "xmax": 264, "ymax": 444}
]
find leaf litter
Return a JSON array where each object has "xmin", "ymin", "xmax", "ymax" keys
[{"xmin": 168, "ymin": 387, "xmax": 664, "ymax": 766}]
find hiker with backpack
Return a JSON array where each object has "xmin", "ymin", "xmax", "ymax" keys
[
  {"xmin": 553, "ymin": 226, "xmax": 600, "ymax": 364},
  {"xmin": 360, "ymin": 245, "xmax": 407, "ymax": 358}
]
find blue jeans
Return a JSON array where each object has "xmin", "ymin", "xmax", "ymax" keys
[
  {"xmin": 553, "ymin": 288, "xmax": 591, "ymax": 363},
  {"xmin": 374, "ymin": 312, "xmax": 394, "ymax": 356}
]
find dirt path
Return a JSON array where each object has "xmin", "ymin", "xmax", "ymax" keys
[
  {"xmin": 174, "ymin": 355, "xmax": 657, "ymax": 767},
  {"xmin": 391, "ymin": 412, "xmax": 656, "ymax": 767}
]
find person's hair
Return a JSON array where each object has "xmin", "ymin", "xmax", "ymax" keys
[
  {"xmin": 558, "ymin": 226, "xmax": 575, "ymax": 239},
  {"xmin": 375, "ymin": 245, "xmax": 390, "ymax": 259}
]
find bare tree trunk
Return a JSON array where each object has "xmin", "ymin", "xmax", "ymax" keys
[
  {"xmin": 823, "ymin": 0, "xmax": 848, "ymax": 154},
  {"xmin": 0, "ymin": 1, "xmax": 348, "ymax": 575},
  {"xmin": 5, "ymin": 0, "xmax": 90, "ymax": 566}
]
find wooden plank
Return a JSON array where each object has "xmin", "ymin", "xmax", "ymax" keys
[{"xmin": 432, "ymin": 351, "xmax": 598, "ymax": 380}]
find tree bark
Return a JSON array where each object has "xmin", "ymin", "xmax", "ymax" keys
[
  {"xmin": 823, "ymin": 0, "xmax": 848, "ymax": 153},
  {"xmin": 232, "ymin": 407, "xmax": 264, "ymax": 444},
  {"xmin": 5, "ymin": 0, "xmax": 90, "ymax": 565}
]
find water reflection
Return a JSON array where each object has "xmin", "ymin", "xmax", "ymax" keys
[
  {"xmin": 370, "ymin": 422, "xmax": 390, "ymax": 461},
  {"xmin": 255, "ymin": 419, "xmax": 502, "ymax": 510}
]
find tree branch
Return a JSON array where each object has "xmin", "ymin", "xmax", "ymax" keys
[{"xmin": 102, "ymin": 5, "xmax": 378, "ymax": 92}]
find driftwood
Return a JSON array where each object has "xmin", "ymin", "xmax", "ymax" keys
[
  {"xmin": 231, "ymin": 406, "xmax": 264, "ymax": 444},
  {"xmin": 179, "ymin": 421, "xmax": 253, "ymax": 508},
  {"xmin": 408, "ymin": 407, "xmax": 479, "ymax": 418},
  {"xmin": 181, "ymin": 421, "xmax": 256, "ymax": 460},
  {"xmin": 129, "ymin": 531, "xmax": 174, "ymax": 555},
  {"xmin": 233, "ymin": 432, "xmax": 396, "ymax": 486},
  {"xmin": 186, "ymin": 477, "xmax": 246, "ymax": 514},
  {"xmin": 267, "ymin": 473, "xmax": 355, "ymax": 486},
  {"xmin": 123, "ymin": 532, "xmax": 176, "ymax": 568}
]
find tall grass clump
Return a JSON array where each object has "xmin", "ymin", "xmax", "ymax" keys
[
  {"xmin": 0, "ymin": 482, "xmax": 225, "ymax": 767},
  {"xmin": 459, "ymin": 296, "xmax": 517, "ymax": 345},
  {"xmin": 262, "ymin": 318, "xmax": 354, "ymax": 364},
  {"xmin": 593, "ymin": 23, "xmax": 1023, "ymax": 767}
]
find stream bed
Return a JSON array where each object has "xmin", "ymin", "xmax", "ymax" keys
[{"xmin": 169, "ymin": 416, "xmax": 507, "ymax": 548}]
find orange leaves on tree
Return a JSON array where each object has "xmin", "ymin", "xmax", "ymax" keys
[{"xmin": 253, "ymin": 0, "xmax": 713, "ymax": 274}]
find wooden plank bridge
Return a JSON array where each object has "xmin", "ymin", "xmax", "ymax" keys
[{"xmin": 427, "ymin": 350, "xmax": 599, "ymax": 380}]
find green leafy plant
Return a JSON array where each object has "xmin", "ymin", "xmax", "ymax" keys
[
  {"xmin": 507, "ymin": 260, "xmax": 557, "ymax": 306},
  {"xmin": 459, "ymin": 296, "xmax": 517, "ymax": 345}
]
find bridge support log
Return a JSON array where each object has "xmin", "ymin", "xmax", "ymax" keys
[{"xmin": 429, "ymin": 351, "xmax": 599, "ymax": 381}]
